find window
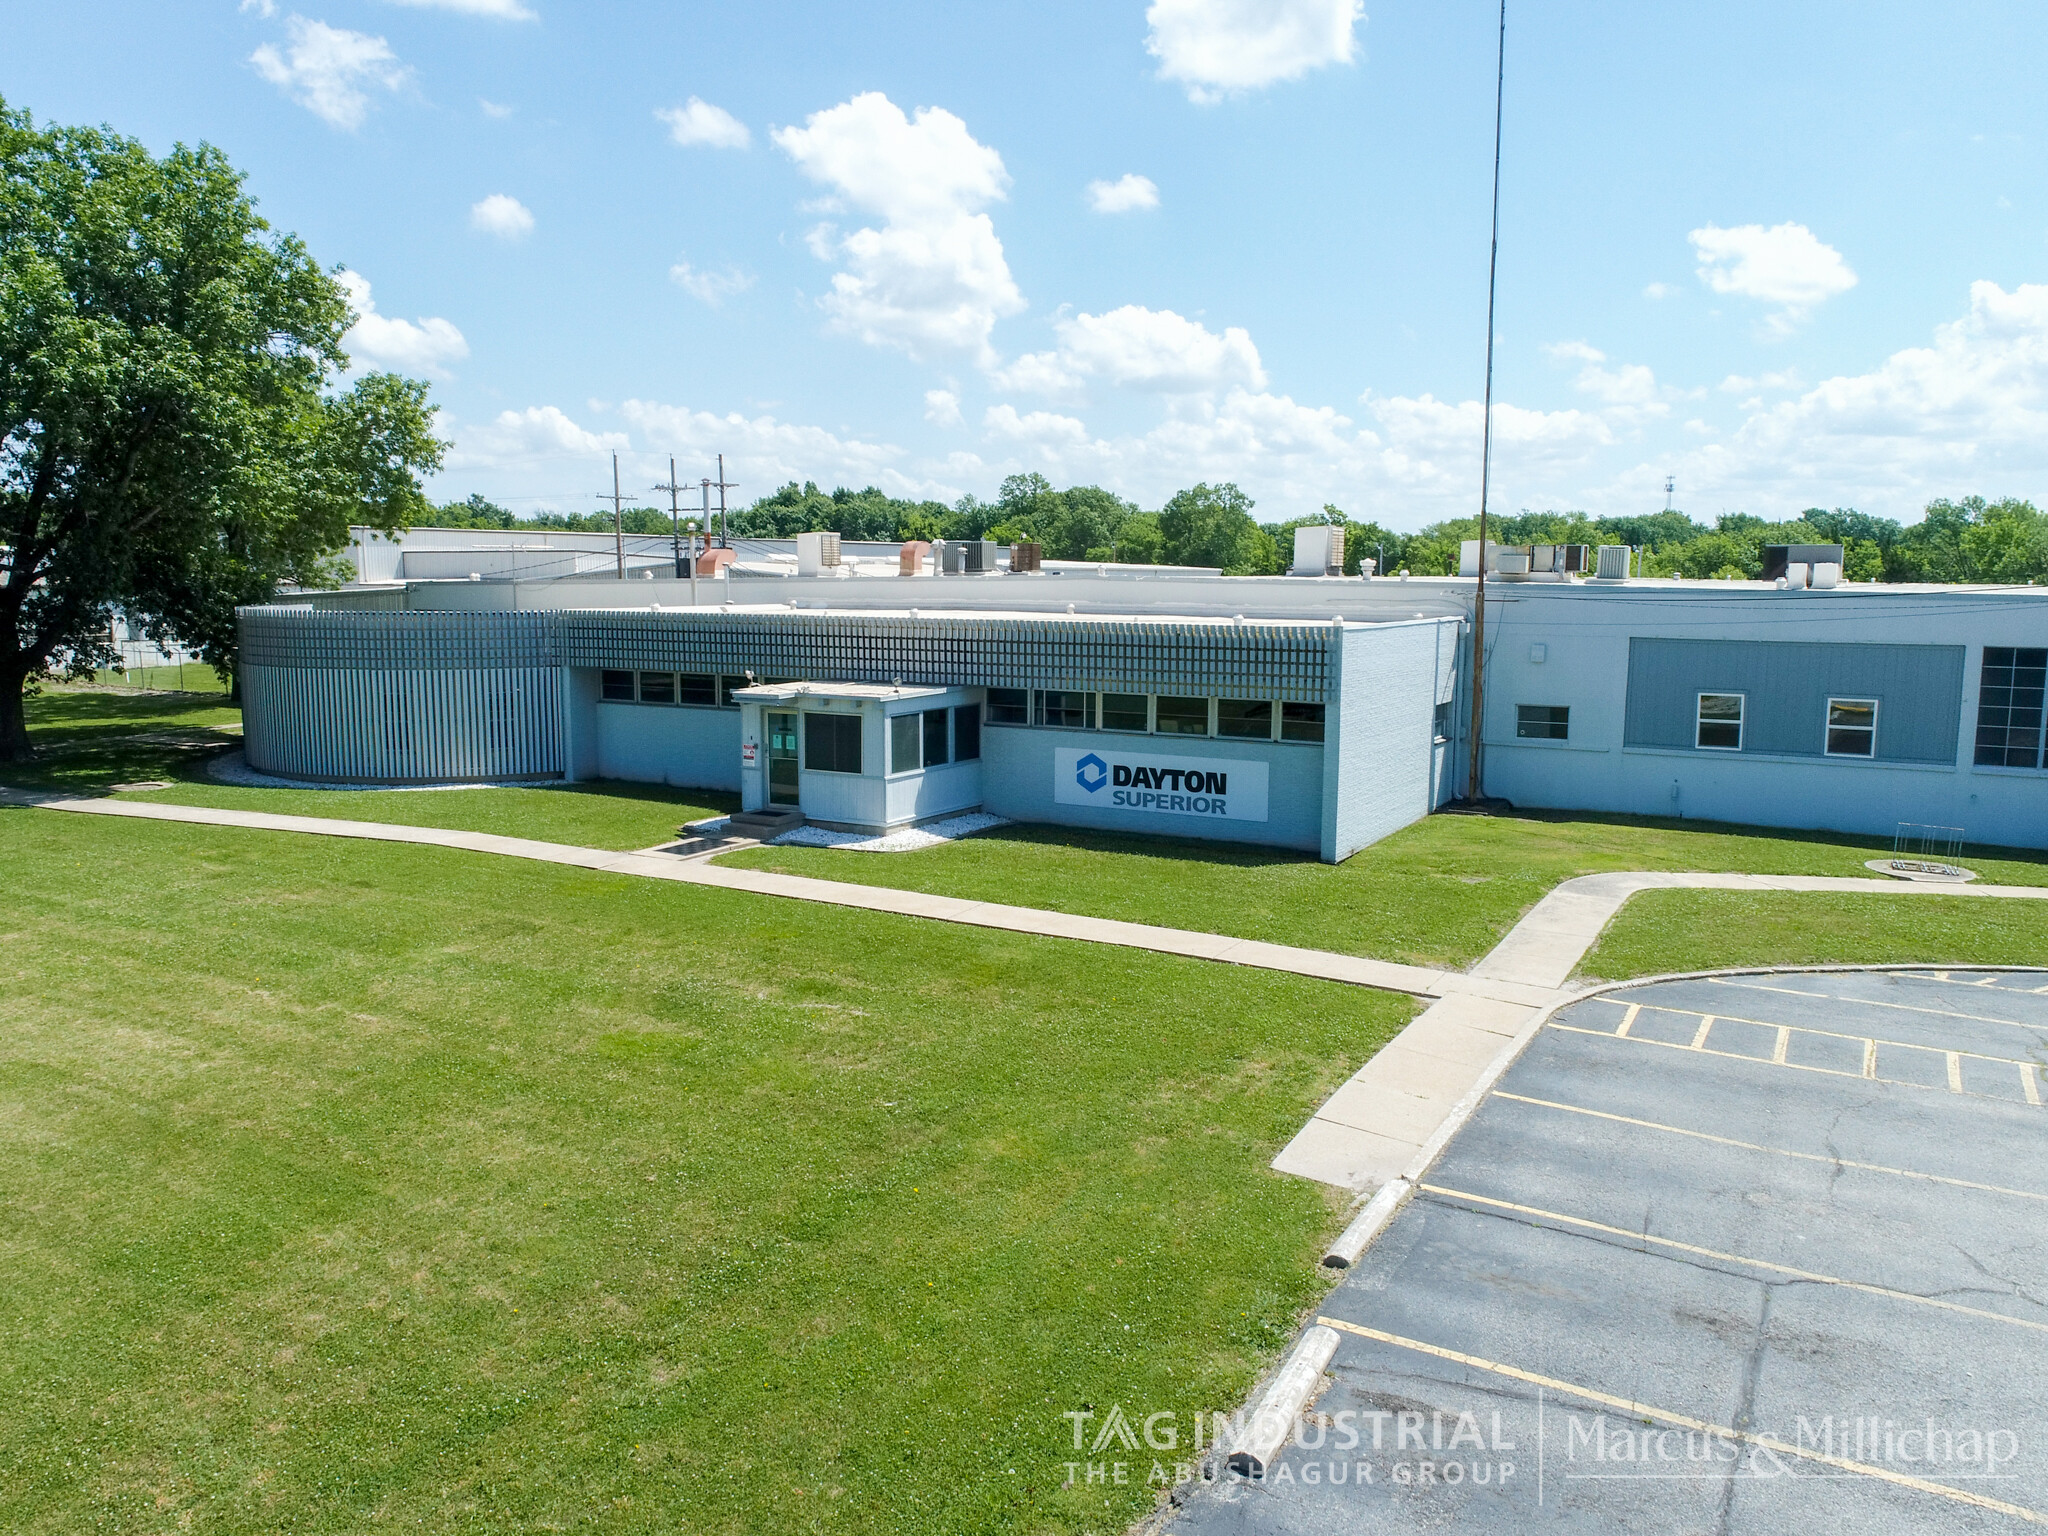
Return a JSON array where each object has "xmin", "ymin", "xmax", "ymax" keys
[
  {"xmin": 923, "ymin": 708, "xmax": 951, "ymax": 766},
  {"xmin": 805, "ymin": 712, "xmax": 863, "ymax": 774},
  {"xmin": 1975, "ymin": 647, "xmax": 2046, "ymax": 768},
  {"xmin": 638, "ymin": 672, "xmax": 674, "ymax": 704},
  {"xmin": 1281, "ymin": 702, "xmax": 1325, "ymax": 743},
  {"xmin": 1101, "ymin": 693, "xmax": 1149, "ymax": 732},
  {"xmin": 1217, "ymin": 699, "xmax": 1273, "ymax": 739},
  {"xmin": 890, "ymin": 713, "xmax": 921, "ymax": 774},
  {"xmin": 677, "ymin": 673, "xmax": 717, "ymax": 706},
  {"xmin": 1825, "ymin": 698, "xmax": 1877, "ymax": 757},
  {"xmin": 1154, "ymin": 696, "xmax": 1210, "ymax": 736},
  {"xmin": 1516, "ymin": 705, "xmax": 1570, "ymax": 741},
  {"xmin": 720, "ymin": 676, "xmax": 791, "ymax": 707},
  {"xmin": 987, "ymin": 688, "xmax": 1029, "ymax": 725},
  {"xmin": 953, "ymin": 704, "xmax": 981, "ymax": 761},
  {"xmin": 1036, "ymin": 690, "xmax": 1092, "ymax": 728},
  {"xmin": 1433, "ymin": 700, "xmax": 1454, "ymax": 742},
  {"xmin": 601, "ymin": 670, "xmax": 635, "ymax": 702},
  {"xmin": 1696, "ymin": 693, "xmax": 1744, "ymax": 751}
]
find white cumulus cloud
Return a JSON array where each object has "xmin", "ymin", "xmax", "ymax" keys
[
  {"xmin": 337, "ymin": 271, "xmax": 467, "ymax": 377},
  {"xmin": 250, "ymin": 17, "xmax": 408, "ymax": 130},
  {"xmin": 657, "ymin": 98, "xmax": 751, "ymax": 150},
  {"xmin": 382, "ymin": 0, "xmax": 535, "ymax": 18},
  {"xmin": 444, "ymin": 406, "xmax": 629, "ymax": 472},
  {"xmin": 924, "ymin": 389, "xmax": 964, "ymax": 427},
  {"xmin": 1690, "ymin": 222, "xmax": 1856, "ymax": 330},
  {"xmin": 1087, "ymin": 174, "xmax": 1160, "ymax": 213},
  {"xmin": 774, "ymin": 92, "xmax": 1023, "ymax": 365},
  {"xmin": 469, "ymin": 193, "xmax": 534, "ymax": 240},
  {"xmin": 1145, "ymin": 0, "xmax": 1364, "ymax": 103},
  {"xmin": 670, "ymin": 261, "xmax": 754, "ymax": 306},
  {"xmin": 1663, "ymin": 280, "xmax": 2048, "ymax": 517},
  {"xmin": 983, "ymin": 404, "xmax": 1091, "ymax": 448},
  {"xmin": 996, "ymin": 306, "xmax": 1265, "ymax": 396},
  {"xmin": 1544, "ymin": 341, "xmax": 1667, "ymax": 416}
]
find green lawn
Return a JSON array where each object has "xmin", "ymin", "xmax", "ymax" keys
[
  {"xmin": 1580, "ymin": 888, "xmax": 2048, "ymax": 980},
  {"xmin": 0, "ymin": 807, "xmax": 1407, "ymax": 1535},
  {"xmin": 85, "ymin": 663, "xmax": 232, "ymax": 694},
  {"xmin": 11, "ymin": 687, "xmax": 734, "ymax": 851},
  {"xmin": 716, "ymin": 815, "xmax": 2048, "ymax": 972}
]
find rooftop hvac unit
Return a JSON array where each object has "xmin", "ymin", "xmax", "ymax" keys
[
  {"xmin": 1761, "ymin": 543, "xmax": 1843, "ymax": 583},
  {"xmin": 1594, "ymin": 545, "xmax": 1632, "ymax": 580},
  {"xmin": 1009, "ymin": 541, "xmax": 1043, "ymax": 573},
  {"xmin": 960, "ymin": 538, "xmax": 998, "ymax": 573},
  {"xmin": 1290, "ymin": 524, "xmax": 1344, "ymax": 576},
  {"xmin": 796, "ymin": 530, "xmax": 843, "ymax": 575}
]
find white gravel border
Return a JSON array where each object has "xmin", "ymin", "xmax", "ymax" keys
[{"xmin": 768, "ymin": 812, "xmax": 1010, "ymax": 853}]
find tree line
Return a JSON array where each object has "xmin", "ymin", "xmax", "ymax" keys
[{"xmin": 422, "ymin": 480, "xmax": 2048, "ymax": 585}]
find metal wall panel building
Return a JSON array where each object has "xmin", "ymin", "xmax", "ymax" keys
[{"xmin": 1622, "ymin": 638, "xmax": 1966, "ymax": 762}]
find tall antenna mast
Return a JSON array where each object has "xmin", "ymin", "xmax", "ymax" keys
[
  {"xmin": 1465, "ymin": 0, "xmax": 1508, "ymax": 804},
  {"xmin": 1664, "ymin": 475, "xmax": 1676, "ymax": 512}
]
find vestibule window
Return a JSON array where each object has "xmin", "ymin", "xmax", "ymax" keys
[
  {"xmin": 890, "ymin": 713, "xmax": 921, "ymax": 774},
  {"xmin": 805, "ymin": 712, "xmax": 863, "ymax": 774},
  {"xmin": 1825, "ymin": 698, "xmax": 1877, "ymax": 757},
  {"xmin": 1696, "ymin": 693, "xmax": 1744, "ymax": 751}
]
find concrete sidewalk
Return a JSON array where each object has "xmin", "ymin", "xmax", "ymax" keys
[{"xmin": 13, "ymin": 788, "xmax": 2047, "ymax": 1196}]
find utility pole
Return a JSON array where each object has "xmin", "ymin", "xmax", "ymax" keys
[
  {"xmin": 595, "ymin": 453, "xmax": 626, "ymax": 577},
  {"xmin": 652, "ymin": 457, "xmax": 689, "ymax": 578},
  {"xmin": 711, "ymin": 453, "xmax": 738, "ymax": 547},
  {"xmin": 1465, "ymin": 0, "xmax": 1507, "ymax": 806}
]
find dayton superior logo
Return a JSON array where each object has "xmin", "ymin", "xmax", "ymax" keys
[{"xmin": 1075, "ymin": 752, "xmax": 1110, "ymax": 793}]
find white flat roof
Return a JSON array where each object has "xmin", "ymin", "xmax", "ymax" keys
[{"xmin": 729, "ymin": 680, "xmax": 953, "ymax": 702}]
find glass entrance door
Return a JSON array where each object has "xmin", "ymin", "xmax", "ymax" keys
[{"xmin": 767, "ymin": 712, "xmax": 800, "ymax": 806}]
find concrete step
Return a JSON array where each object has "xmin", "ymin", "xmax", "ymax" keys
[{"xmin": 726, "ymin": 808, "xmax": 804, "ymax": 839}]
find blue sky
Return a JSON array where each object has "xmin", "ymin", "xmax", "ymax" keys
[{"xmin": 7, "ymin": 1, "xmax": 2048, "ymax": 529}]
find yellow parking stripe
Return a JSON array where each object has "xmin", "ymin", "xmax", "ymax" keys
[
  {"xmin": 1313, "ymin": 1316, "xmax": 2047, "ymax": 1525},
  {"xmin": 1419, "ymin": 1183, "xmax": 2048, "ymax": 1334},
  {"xmin": 1548, "ymin": 1021, "xmax": 2037, "ymax": 1106},
  {"xmin": 1708, "ymin": 977, "xmax": 2048, "ymax": 1035},
  {"xmin": 1616, "ymin": 1002, "xmax": 1639, "ymax": 1038},
  {"xmin": 1689, "ymin": 1014, "xmax": 1716, "ymax": 1049},
  {"xmin": 2026, "ymin": 1067, "xmax": 2043, "ymax": 1108},
  {"xmin": 1598, "ymin": 1001, "xmax": 2037, "ymax": 1070},
  {"xmin": 1771, "ymin": 1025, "xmax": 1790, "ymax": 1064},
  {"xmin": 1491, "ymin": 1091, "xmax": 2048, "ymax": 1202}
]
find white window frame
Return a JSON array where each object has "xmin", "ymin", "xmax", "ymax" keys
[
  {"xmin": 1696, "ymin": 691, "xmax": 1745, "ymax": 752},
  {"xmin": 1824, "ymin": 696, "xmax": 1878, "ymax": 758}
]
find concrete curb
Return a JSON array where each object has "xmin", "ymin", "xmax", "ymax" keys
[
  {"xmin": 1222, "ymin": 1324, "xmax": 1341, "ymax": 1478},
  {"xmin": 1320, "ymin": 984, "xmax": 1573, "ymax": 1266}
]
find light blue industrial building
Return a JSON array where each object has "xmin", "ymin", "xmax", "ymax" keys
[{"xmin": 235, "ymin": 529, "xmax": 2048, "ymax": 859}]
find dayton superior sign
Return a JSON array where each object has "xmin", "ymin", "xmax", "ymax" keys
[{"xmin": 1053, "ymin": 748, "xmax": 1270, "ymax": 822}]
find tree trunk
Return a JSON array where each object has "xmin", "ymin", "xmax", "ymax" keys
[{"xmin": 0, "ymin": 670, "xmax": 31, "ymax": 764}]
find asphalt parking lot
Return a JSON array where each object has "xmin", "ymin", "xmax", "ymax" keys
[{"xmin": 1175, "ymin": 968, "xmax": 2048, "ymax": 1535}]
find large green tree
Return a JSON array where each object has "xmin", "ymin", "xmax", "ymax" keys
[
  {"xmin": 0, "ymin": 100, "xmax": 443, "ymax": 759},
  {"xmin": 1159, "ymin": 482, "xmax": 1278, "ymax": 573}
]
